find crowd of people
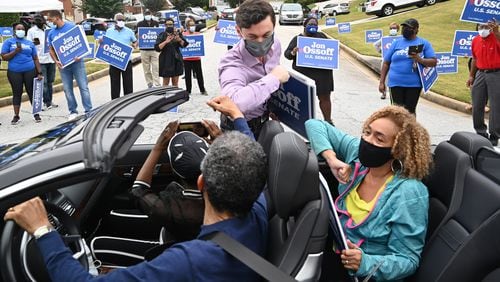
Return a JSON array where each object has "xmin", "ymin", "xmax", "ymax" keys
[{"xmin": 1, "ymin": 0, "xmax": 499, "ymax": 280}]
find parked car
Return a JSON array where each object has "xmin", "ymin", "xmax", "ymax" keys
[
  {"xmin": 179, "ymin": 12, "xmax": 207, "ymax": 31},
  {"xmin": 78, "ymin": 17, "xmax": 110, "ymax": 35},
  {"xmin": 220, "ymin": 8, "xmax": 236, "ymax": 21},
  {"xmin": 279, "ymin": 3, "xmax": 304, "ymax": 25},
  {"xmin": 185, "ymin": 6, "xmax": 206, "ymax": 16},
  {"xmin": 322, "ymin": 2, "xmax": 350, "ymax": 16},
  {"xmin": 365, "ymin": 0, "xmax": 436, "ymax": 17},
  {"xmin": 124, "ymin": 14, "xmax": 143, "ymax": 31}
]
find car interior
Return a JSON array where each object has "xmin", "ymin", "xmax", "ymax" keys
[{"xmin": 0, "ymin": 86, "xmax": 499, "ymax": 281}]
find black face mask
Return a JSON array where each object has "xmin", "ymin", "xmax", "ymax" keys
[
  {"xmin": 402, "ymin": 28, "xmax": 414, "ymax": 39},
  {"xmin": 166, "ymin": 26, "xmax": 174, "ymax": 34},
  {"xmin": 358, "ymin": 138, "xmax": 393, "ymax": 168}
]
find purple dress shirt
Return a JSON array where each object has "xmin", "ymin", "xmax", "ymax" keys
[{"xmin": 218, "ymin": 38, "xmax": 282, "ymax": 120}]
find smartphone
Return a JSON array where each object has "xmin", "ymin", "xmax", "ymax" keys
[
  {"xmin": 177, "ymin": 122, "xmax": 209, "ymax": 137},
  {"xmin": 33, "ymin": 38, "xmax": 40, "ymax": 45},
  {"xmin": 408, "ymin": 44, "xmax": 423, "ymax": 55},
  {"xmin": 16, "ymin": 42, "xmax": 21, "ymax": 49}
]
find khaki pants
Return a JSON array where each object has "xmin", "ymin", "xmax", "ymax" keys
[{"xmin": 140, "ymin": 50, "xmax": 160, "ymax": 87}]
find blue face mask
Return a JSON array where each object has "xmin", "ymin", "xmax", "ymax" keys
[
  {"xmin": 15, "ymin": 30, "xmax": 25, "ymax": 38},
  {"xmin": 47, "ymin": 22, "xmax": 55, "ymax": 29},
  {"xmin": 305, "ymin": 25, "xmax": 318, "ymax": 34}
]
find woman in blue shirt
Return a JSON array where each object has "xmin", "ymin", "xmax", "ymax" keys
[
  {"xmin": 378, "ymin": 18, "xmax": 437, "ymax": 115},
  {"xmin": 1, "ymin": 23, "xmax": 44, "ymax": 124}
]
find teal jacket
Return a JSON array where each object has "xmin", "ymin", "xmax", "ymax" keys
[{"xmin": 305, "ymin": 119, "xmax": 429, "ymax": 281}]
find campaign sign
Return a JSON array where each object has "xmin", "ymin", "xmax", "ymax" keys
[
  {"xmin": 51, "ymin": 25, "xmax": 91, "ymax": 68},
  {"xmin": 95, "ymin": 36, "xmax": 133, "ymax": 71},
  {"xmin": 365, "ymin": 29, "xmax": 383, "ymax": 43},
  {"xmin": 418, "ymin": 64, "xmax": 438, "ymax": 94},
  {"xmin": 296, "ymin": 36, "xmax": 339, "ymax": 70},
  {"xmin": 326, "ymin": 17, "xmax": 336, "ymax": 26},
  {"xmin": 43, "ymin": 29, "xmax": 51, "ymax": 53},
  {"xmin": 163, "ymin": 10, "xmax": 181, "ymax": 29},
  {"xmin": 82, "ymin": 22, "xmax": 92, "ymax": 31},
  {"xmin": 451, "ymin": 30, "xmax": 478, "ymax": 57},
  {"xmin": 213, "ymin": 20, "xmax": 240, "ymax": 45},
  {"xmin": 381, "ymin": 35, "xmax": 402, "ymax": 58},
  {"xmin": 82, "ymin": 43, "xmax": 95, "ymax": 59},
  {"xmin": 93, "ymin": 30, "xmax": 105, "ymax": 40},
  {"xmin": 338, "ymin": 23, "xmax": 351, "ymax": 34},
  {"xmin": 268, "ymin": 69, "xmax": 316, "ymax": 138},
  {"xmin": 32, "ymin": 78, "xmax": 44, "ymax": 114},
  {"xmin": 460, "ymin": 0, "xmax": 500, "ymax": 24},
  {"xmin": 0, "ymin": 27, "xmax": 13, "ymax": 37},
  {"xmin": 138, "ymin": 27, "xmax": 163, "ymax": 49},
  {"xmin": 436, "ymin": 52, "xmax": 458, "ymax": 74},
  {"xmin": 180, "ymin": 34, "xmax": 205, "ymax": 57}
]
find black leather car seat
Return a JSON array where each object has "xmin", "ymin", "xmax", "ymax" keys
[
  {"xmin": 266, "ymin": 132, "xmax": 329, "ymax": 281},
  {"xmin": 475, "ymin": 146, "xmax": 500, "ymax": 185},
  {"xmin": 257, "ymin": 120, "xmax": 284, "ymax": 157},
  {"xmin": 449, "ymin": 131, "xmax": 493, "ymax": 167}
]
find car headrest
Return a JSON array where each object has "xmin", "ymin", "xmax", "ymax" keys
[
  {"xmin": 449, "ymin": 131, "xmax": 493, "ymax": 159},
  {"xmin": 257, "ymin": 120, "xmax": 284, "ymax": 156},
  {"xmin": 475, "ymin": 147, "xmax": 500, "ymax": 185},
  {"xmin": 268, "ymin": 132, "xmax": 320, "ymax": 218}
]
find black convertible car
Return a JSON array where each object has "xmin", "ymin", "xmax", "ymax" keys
[{"xmin": 0, "ymin": 87, "xmax": 499, "ymax": 282}]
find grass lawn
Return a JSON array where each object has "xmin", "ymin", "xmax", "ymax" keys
[{"xmin": 323, "ymin": 0, "xmax": 477, "ymax": 104}]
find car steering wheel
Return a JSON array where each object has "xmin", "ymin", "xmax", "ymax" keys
[{"xmin": 0, "ymin": 202, "xmax": 89, "ymax": 282}]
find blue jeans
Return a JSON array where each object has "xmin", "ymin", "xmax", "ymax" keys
[
  {"xmin": 59, "ymin": 60, "xmax": 93, "ymax": 114},
  {"xmin": 41, "ymin": 63, "xmax": 56, "ymax": 106}
]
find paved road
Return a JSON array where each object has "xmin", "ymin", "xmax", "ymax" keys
[{"xmin": 0, "ymin": 22, "xmax": 476, "ymax": 146}]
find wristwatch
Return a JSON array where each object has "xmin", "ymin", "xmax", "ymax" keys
[{"xmin": 33, "ymin": 225, "xmax": 55, "ymax": 239}]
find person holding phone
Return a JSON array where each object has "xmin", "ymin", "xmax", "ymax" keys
[
  {"xmin": 155, "ymin": 18, "xmax": 188, "ymax": 87},
  {"xmin": 1, "ymin": 23, "xmax": 43, "ymax": 124},
  {"xmin": 378, "ymin": 18, "xmax": 437, "ymax": 115},
  {"xmin": 182, "ymin": 18, "xmax": 207, "ymax": 95},
  {"xmin": 27, "ymin": 14, "xmax": 58, "ymax": 111}
]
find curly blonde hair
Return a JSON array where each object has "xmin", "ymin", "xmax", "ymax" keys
[{"xmin": 362, "ymin": 106, "xmax": 432, "ymax": 180}]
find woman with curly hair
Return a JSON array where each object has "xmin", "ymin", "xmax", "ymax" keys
[{"xmin": 305, "ymin": 105, "xmax": 432, "ymax": 281}]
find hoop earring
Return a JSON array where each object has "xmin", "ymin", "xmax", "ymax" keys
[{"xmin": 391, "ymin": 159, "xmax": 403, "ymax": 173}]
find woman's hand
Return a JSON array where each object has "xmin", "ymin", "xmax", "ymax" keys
[
  {"xmin": 37, "ymin": 73, "xmax": 43, "ymax": 80},
  {"xmin": 201, "ymin": 119, "xmax": 222, "ymax": 142},
  {"xmin": 291, "ymin": 47, "xmax": 298, "ymax": 56},
  {"xmin": 323, "ymin": 150, "xmax": 351, "ymax": 184},
  {"xmin": 207, "ymin": 96, "xmax": 244, "ymax": 120},
  {"xmin": 164, "ymin": 35, "xmax": 174, "ymax": 44},
  {"xmin": 378, "ymin": 81, "xmax": 386, "ymax": 95},
  {"xmin": 154, "ymin": 120, "xmax": 179, "ymax": 151},
  {"xmin": 341, "ymin": 240, "xmax": 363, "ymax": 272}
]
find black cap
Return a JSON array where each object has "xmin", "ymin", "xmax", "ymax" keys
[
  {"xmin": 401, "ymin": 18, "xmax": 419, "ymax": 29},
  {"xmin": 144, "ymin": 9, "xmax": 151, "ymax": 15},
  {"xmin": 168, "ymin": 131, "xmax": 209, "ymax": 181}
]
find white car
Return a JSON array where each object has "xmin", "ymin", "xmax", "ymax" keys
[
  {"xmin": 322, "ymin": 2, "xmax": 350, "ymax": 16},
  {"xmin": 365, "ymin": 0, "xmax": 436, "ymax": 17},
  {"xmin": 279, "ymin": 3, "xmax": 304, "ymax": 25}
]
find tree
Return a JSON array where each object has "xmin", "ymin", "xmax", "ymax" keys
[
  {"xmin": 142, "ymin": 0, "xmax": 165, "ymax": 13},
  {"xmin": 171, "ymin": 0, "xmax": 207, "ymax": 11},
  {"xmin": 81, "ymin": 0, "xmax": 123, "ymax": 19}
]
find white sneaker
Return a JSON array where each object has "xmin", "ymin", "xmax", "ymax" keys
[{"xmin": 67, "ymin": 113, "xmax": 78, "ymax": 121}]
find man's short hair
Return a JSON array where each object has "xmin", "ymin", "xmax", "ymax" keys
[
  {"xmin": 46, "ymin": 10, "xmax": 62, "ymax": 19},
  {"xmin": 235, "ymin": 0, "xmax": 275, "ymax": 29},
  {"xmin": 201, "ymin": 132, "xmax": 267, "ymax": 216}
]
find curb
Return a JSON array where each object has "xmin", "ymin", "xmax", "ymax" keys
[
  {"xmin": 0, "ymin": 55, "xmax": 142, "ymax": 108},
  {"xmin": 339, "ymin": 43, "xmax": 473, "ymax": 115}
]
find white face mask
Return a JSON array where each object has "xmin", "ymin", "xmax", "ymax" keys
[
  {"xmin": 478, "ymin": 28, "xmax": 490, "ymax": 38},
  {"xmin": 116, "ymin": 20, "xmax": 125, "ymax": 28},
  {"xmin": 144, "ymin": 15, "xmax": 152, "ymax": 21},
  {"xmin": 189, "ymin": 26, "xmax": 195, "ymax": 32},
  {"xmin": 389, "ymin": 28, "xmax": 398, "ymax": 36}
]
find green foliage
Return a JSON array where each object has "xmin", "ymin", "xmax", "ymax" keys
[
  {"xmin": 142, "ymin": 0, "xmax": 165, "ymax": 13},
  {"xmin": 0, "ymin": 13, "xmax": 20, "ymax": 28},
  {"xmin": 81, "ymin": 0, "xmax": 124, "ymax": 19},
  {"xmin": 171, "ymin": 0, "xmax": 207, "ymax": 11},
  {"xmin": 226, "ymin": 0, "xmax": 239, "ymax": 8}
]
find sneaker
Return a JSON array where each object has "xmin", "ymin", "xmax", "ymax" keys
[
  {"xmin": 201, "ymin": 91, "xmax": 208, "ymax": 96},
  {"xmin": 34, "ymin": 114, "xmax": 42, "ymax": 123},
  {"xmin": 67, "ymin": 113, "xmax": 78, "ymax": 121},
  {"xmin": 147, "ymin": 83, "xmax": 153, "ymax": 89},
  {"xmin": 11, "ymin": 115, "xmax": 20, "ymax": 125}
]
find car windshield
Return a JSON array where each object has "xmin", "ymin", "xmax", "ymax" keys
[
  {"xmin": 282, "ymin": 4, "xmax": 302, "ymax": 11},
  {"xmin": 192, "ymin": 7, "xmax": 205, "ymax": 15}
]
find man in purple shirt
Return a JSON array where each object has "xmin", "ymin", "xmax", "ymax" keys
[{"xmin": 218, "ymin": 0, "xmax": 289, "ymax": 138}]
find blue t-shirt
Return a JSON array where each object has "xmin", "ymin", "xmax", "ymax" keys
[
  {"xmin": 37, "ymin": 194, "xmax": 268, "ymax": 281},
  {"xmin": 1, "ymin": 37, "xmax": 37, "ymax": 72},
  {"xmin": 105, "ymin": 26, "xmax": 137, "ymax": 45},
  {"xmin": 47, "ymin": 21, "xmax": 76, "ymax": 45},
  {"xmin": 384, "ymin": 37, "xmax": 435, "ymax": 88}
]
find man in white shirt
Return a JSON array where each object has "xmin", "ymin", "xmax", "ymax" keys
[{"xmin": 27, "ymin": 15, "xmax": 58, "ymax": 111}]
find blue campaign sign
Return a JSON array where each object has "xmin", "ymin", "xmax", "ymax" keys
[
  {"xmin": 181, "ymin": 34, "xmax": 205, "ymax": 57},
  {"xmin": 296, "ymin": 36, "xmax": 339, "ymax": 70},
  {"xmin": 93, "ymin": 30, "xmax": 105, "ymax": 40},
  {"xmin": 95, "ymin": 36, "xmax": 133, "ymax": 71},
  {"xmin": 32, "ymin": 78, "xmax": 43, "ymax": 114},
  {"xmin": 268, "ymin": 69, "xmax": 316, "ymax": 138},
  {"xmin": 43, "ymin": 29, "xmax": 51, "ymax": 53},
  {"xmin": 365, "ymin": 29, "xmax": 383, "ymax": 43},
  {"xmin": 138, "ymin": 27, "xmax": 163, "ymax": 49},
  {"xmin": 418, "ymin": 64, "xmax": 439, "ymax": 94},
  {"xmin": 82, "ymin": 43, "xmax": 95, "ymax": 59},
  {"xmin": 326, "ymin": 17, "xmax": 336, "ymax": 26},
  {"xmin": 451, "ymin": 30, "xmax": 478, "ymax": 57},
  {"xmin": 213, "ymin": 20, "xmax": 240, "ymax": 45},
  {"xmin": 436, "ymin": 52, "xmax": 458, "ymax": 74},
  {"xmin": 460, "ymin": 0, "xmax": 500, "ymax": 24},
  {"xmin": 338, "ymin": 22, "xmax": 351, "ymax": 34},
  {"xmin": 0, "ymin": 27, "xmax": 13, "ymax": 37},
  {"xmin": 82, "ymin": 22, "xmax": 92, "ymax": 31},
  {"xmin": 51, "ymin": 25, "xmax": 91, "ymax": 68},
  {"xmin": 163, "ymin": 10, "xmax": 181, "ymax": 29},
  {"xmin": 381, "ymin": 35, "xmax": 402, "ymax": 58}
]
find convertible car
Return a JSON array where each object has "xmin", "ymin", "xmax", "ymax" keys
[{"xmin": 0, "ymin": 87, "xmax": 499, "ymax": 282}]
